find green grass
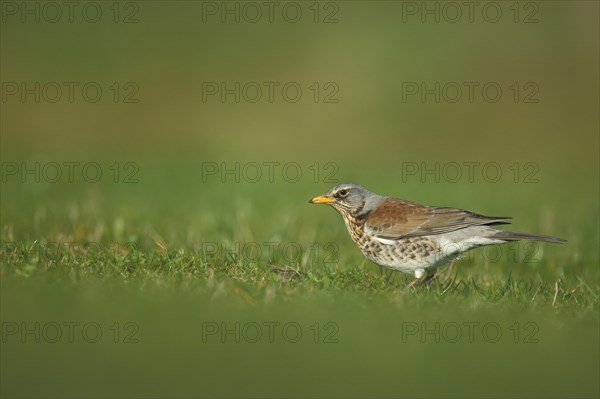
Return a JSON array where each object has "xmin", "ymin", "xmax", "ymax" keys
[
  {"xmin": 2, "ymin": 164, "xmax": 597, "ymax": 308},
  {"xmin": 1, "ymin": 234, "xmax": 596, "ymax": 309},
  {"xmin": 2, "ymin": 173, "xmax": 599, "ymax": 398}
]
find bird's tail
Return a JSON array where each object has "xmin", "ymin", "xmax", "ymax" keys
[{"xmin": 492, "ymin": 230, "xmax": 566, "ymax": 243}]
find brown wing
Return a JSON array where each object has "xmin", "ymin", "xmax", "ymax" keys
[{"xmin": 364, "ymin": 198, "xmax": 511, "ymax": 239}]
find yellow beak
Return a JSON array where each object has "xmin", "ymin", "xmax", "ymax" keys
[{"xmin": 309, "ymin": 195, "xmax": 335, "ymax": 204}]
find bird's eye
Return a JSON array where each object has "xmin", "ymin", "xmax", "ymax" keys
[{"xmin": 338, "ymin": 189, "xmax": 349, "ymax": 197}]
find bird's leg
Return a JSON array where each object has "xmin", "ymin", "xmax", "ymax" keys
[
  {"xmin": 419, "ymin": 272, "xmax": 436, "ymax": 286},
  {"xmin": 407, "ymin": 271, "xmax": 436, "ymax": 289},
  {"xmin": 440, "ymin": 259, "xmax": 458, "ymax": 283},
  {"xmin": 407, "ymin": 277, "xmax": 419, "ymax": 288}
]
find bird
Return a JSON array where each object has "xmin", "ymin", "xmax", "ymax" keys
[{"xmin": 309, "ymin": 183, "xmax": 565, "ymax": 286}]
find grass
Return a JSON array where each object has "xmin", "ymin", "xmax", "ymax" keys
[
  {"xmin": 3, "ymin": 164, "xmax": 597, "ymax": 303},
  {"xmin": 1, "ymin": 163, "xmax": 599, "ymax": 398},
  {"xmin": 1, "ymin": 238, "xmax": 595, "ymax": 308}
]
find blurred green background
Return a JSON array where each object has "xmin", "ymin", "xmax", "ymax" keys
[{"xmin": 1, "ymin": 1, "xmax": 599, "ymax": 398}]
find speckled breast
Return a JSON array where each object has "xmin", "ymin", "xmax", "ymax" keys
[{"xmin": 341, "ymin": 214, "xmax": 447, "ymax": 273}]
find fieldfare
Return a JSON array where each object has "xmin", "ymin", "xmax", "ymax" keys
[{"xmin": 309, "ymin": 183, "xmax": 565, "ymax": 285}]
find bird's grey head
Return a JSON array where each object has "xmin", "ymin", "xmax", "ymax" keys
[{"xmin": 309, "ymin": 183, "xmax": 383, "ymax": 217}]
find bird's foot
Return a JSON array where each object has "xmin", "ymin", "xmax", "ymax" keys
[
  {"xmin": 406, "ymin": 272, "xmax": 436, "ymax": 289},
  {"xmin": 438, "ymin": 259, "xmax": 458, "ymax": 284}
]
